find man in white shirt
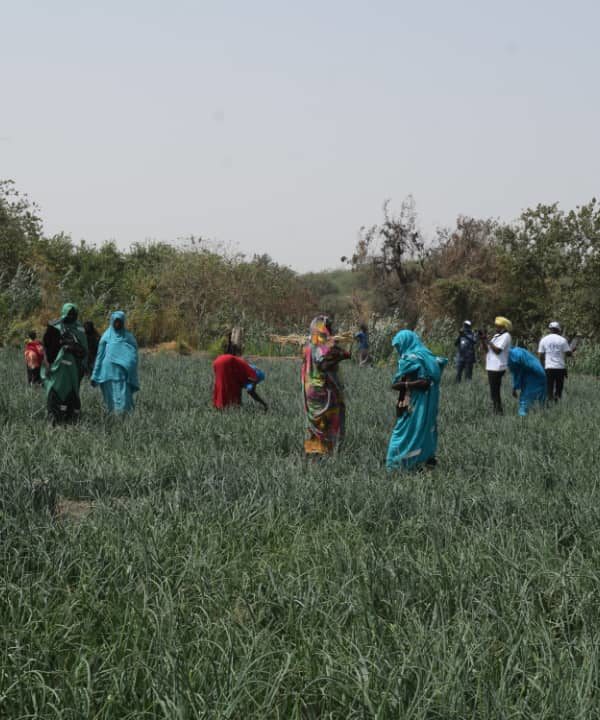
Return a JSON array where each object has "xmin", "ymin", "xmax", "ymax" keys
[
  {"xmin": 480, "ymin": 316, "xmax": 512, "ymax": 414},
  {"xmin": 538, "ymin": 321, "xmax": 572, "ymax": 401}
]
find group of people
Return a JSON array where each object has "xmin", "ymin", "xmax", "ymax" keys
[
  {"xmin": 455, "ymin": 317, "xmax": 573, "ymax": 416},
  {"xmin": 300, "ymin": 314, "xmax": 574, "ymax": 471},
  {"xmin": 298, "ymin": 315, "xmax": 446, "ymax": 470},
  {"xmin": 25, "ymin": 303, "xmax": 140, "ymax": 424},
  {"xmin": 24, "ymin": 303, "xmax": 574, "ymax": 472}
]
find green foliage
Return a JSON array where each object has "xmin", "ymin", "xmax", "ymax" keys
[
  {"xmin": 0, "ymin": 182, "xmax": 317, "ymax": 347},
  {"xmin": 2, "ymin": 178, "xmax": 600, "ymax": 355},
  {"xmin": 1, "ymin": 352, "xmax": 600, "ymax": 717}
]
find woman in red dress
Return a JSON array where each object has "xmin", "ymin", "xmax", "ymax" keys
[{"xmin": 212, "ymin": 337, "xmax": 267, "ymax": 410}]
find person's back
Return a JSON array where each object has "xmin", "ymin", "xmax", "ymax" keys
[
  {"xmin": 538, "ymin": 331, "xmax": 570, "ymax": 370},
  {"xmin": 212, "ymin": 353, "xmax": 257, "ymax": 409},
  {"xmin": 24, "ymin": 333, "xmax": 44, "ymax": 384},
  {"xmin": 508, "ymin": 347, "xmax": 546, "ymax": 415},
  {"xmin": 538, "ymin": 321, "xmax": 571, "ymax": 401}
]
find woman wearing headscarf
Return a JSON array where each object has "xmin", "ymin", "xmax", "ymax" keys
[
  {"xmin": 91, "ymin": 311, "xmax": 139, "ymax": 414},
  {"xmin": 302, "ymin": 315, "xmax": 351, "ymax": 457},
  {"xmin": 42, "ymin": 302, "xmax": 88, "ymax": 424},
  {"xmin": 508, "ymin": 347, "xmax": 546, "ymax": 416},
  {"xmin": 480, "ymin": 316, "xmax": 512, "ymax": 414},
  {"xmin": 386, "ymin": 330, "xmax": 447, "ymax": 471}
]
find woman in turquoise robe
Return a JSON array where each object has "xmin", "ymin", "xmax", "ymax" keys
[
  {"xmin": 91, "ymin": 311, "xmax": 139, "ymax": 414},
  {"xmin": 508, "ymin": 347, "xmax": 546, "ymax": 416},
  {"xmin": 386, "ymin": 330, "xmax": 447, "ymax": 471}
]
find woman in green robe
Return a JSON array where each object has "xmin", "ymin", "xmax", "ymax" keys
[{"xmin": 42, "ymin": 303, "xmax": 88, "ymax": 424}]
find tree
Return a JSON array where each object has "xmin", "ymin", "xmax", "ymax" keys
[
  {"xmin": 345, "ymin": 195, "xmax": 425, "ymax": 285},
  {"xmin": 0, "ymin": 180, "xmax": 44, "ymax": 279}
]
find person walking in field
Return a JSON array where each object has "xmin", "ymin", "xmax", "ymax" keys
[
  {"xmin": 302, "ymin": 315, "xmax": 351, "ymax": 457},
  {"xmin": 508, "ymin": 347, "xmax": 546, "ymax": 416},
  {"xmin": 91, "ymin": 311, "xmax": 140, "ymax": 414},
  {"xmin": 480, "ymin": 317, "xmax": 512, "ymax": 414},
  {"xmin": 454, "ymin": 320, "xmax": 476, "ymax": 382},
  {"xmin": 42, "ymin": 302, "xmax": 88, "ymax": 424},
  {"xmin": 212, "ymin": 336, "xmax": 267, "ymax": 410},
  {"xmin": 354, "ymin": 323, "xmax": 371, "ymax": 367},
  {"xmin": 24, "ymin": 331, "xmax": 44, "ymax": 385},
  {"xmin": 84, "ymin": 320, "xmax": 101, "ymax": 375},
  {"xmin": 386, "ymin": 330, "xmax": 447, "ymax": 471},
  {"xmin": 538, "ymin": 321, "xmax": 572, "ymax": 402}
]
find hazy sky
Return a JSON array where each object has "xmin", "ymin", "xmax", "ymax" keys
[{"xmin": 2, "ymin": 0, "xmax": 599, "ymax": 271}]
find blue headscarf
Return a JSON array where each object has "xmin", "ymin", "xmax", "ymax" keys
[
  {"xmin": 92, "ymin": 311, "xmax": 139, "ymax": 390},
  {"xmin": 391, "ymin": 330, "xmax": 447, "ymax": 384}
]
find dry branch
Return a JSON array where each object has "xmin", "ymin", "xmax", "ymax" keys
[{"xmin": 269, "ymin": 332, "xmax": 354, "ymax": 347}]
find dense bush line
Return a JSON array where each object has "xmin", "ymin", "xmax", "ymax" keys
[{"xmin": 2, "ymin": 181, "xmax": 599, "ymax": 356}]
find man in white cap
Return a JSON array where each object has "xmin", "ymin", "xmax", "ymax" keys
[
  {"xmin": 538, "ymin": 321, "xmax": 572, "ymax": 401},
  {"xmin": 454, "ymin": 320, "xmax": 476, "ymax": 382}
]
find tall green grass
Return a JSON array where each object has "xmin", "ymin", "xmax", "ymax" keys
[{"xmin": 1, "ymin": 350, "xmax": 599, "ymax": 718}]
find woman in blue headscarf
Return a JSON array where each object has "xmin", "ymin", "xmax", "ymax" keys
[
  {"xmin": 91, "ymin": 311, "xmax": 139, "ymax": 414},
  {"xmin": 508, "ymin": 347, "xmax": 546, "ymax": 416},
  {"xmin": 386, "ymin": 330, "xmax": 447, "ymax": 471}
]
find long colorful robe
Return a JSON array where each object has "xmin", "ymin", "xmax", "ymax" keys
[{"xmin": 302, "ymin": 316, "xmax": 349, "ymax": 455}]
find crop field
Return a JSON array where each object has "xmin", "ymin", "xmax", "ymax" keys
[{"xmin": 1, "ymin": 350, "xmax": 600, "ymax": 718}]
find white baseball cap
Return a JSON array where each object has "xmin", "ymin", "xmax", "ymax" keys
[
  {"xmin": 464, "ymin": 320, "xmax": 472, "ymax": 326},
  {"xmin": 548, "ymin": 321, "xmax": 561, "ymax": 330}
]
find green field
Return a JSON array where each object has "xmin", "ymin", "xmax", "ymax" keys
[{"xmin": 1, "ymin": 351, "xmax": 600, "ymax": 718}]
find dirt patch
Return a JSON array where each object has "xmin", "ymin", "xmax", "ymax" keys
[{"xmin": 56, "ymin": 498, "xmax": 94, "ymax": 521}]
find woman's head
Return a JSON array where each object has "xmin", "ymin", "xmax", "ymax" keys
[
  {"xmin": 392, "ymin": 330, "xmax": 420, "ymax": 356},
  {"xmin": 310, "ymin": 315, "xmax": 333, "ymax": 345},
  {"xmin": 61, "ymin": 303, "xmax": 78, "ymax": 324},
  {"xmin": 111, "ymin": 311, "xmax": 126, "ymax": 332}
]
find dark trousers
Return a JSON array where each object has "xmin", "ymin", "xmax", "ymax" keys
[
  {"xmin": 546, "ymin": 368, "xmax": 566, "ymax": 401},
  {"xmin": 487, "ymin": 370, "xmax": 505, "ymax": 414},
  {"xmin": 456, "ymin": 360, "xmax": 474, "ymax": 382},
  {"xmin": 47, "ymin": 390, "xmax": 81, "ymax": 425},
  {"xmin": 27, "ymin": 367, "xmax": 42, "ymax": 385}
]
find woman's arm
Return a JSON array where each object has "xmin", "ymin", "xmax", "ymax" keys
[
  {"xmin": 90, "ymin": 339, "xmax": 107, "ymax": 385},
  {"xmin": 248, "ymin": 387, "xmax": 268, "ymax": 411},
  {"xmin": 391, "ymin": 378, "xmax": 431, "ymax": 391},
  {"xmin": 319, "ymin": 345, "xmax": 351, "ymax": 371}
]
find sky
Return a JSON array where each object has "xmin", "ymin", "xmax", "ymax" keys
[{"xmin": 2, "ymin": 0, "xmax": 599, "ymax": 272}]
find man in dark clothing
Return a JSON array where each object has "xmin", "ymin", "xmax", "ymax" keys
[
  {"xmin": 354, "ymin": 324, "xmax": 371, "ymax": 367},
  {"xmin": 83, "ymin": 321, "xmax": 100, "ymax": 375},
  {"xmin": 455, "ymin": 320, "xmax": 476, "ymax": 382}
]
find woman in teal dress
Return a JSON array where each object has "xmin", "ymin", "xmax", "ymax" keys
[
  {"xmin": 386, "ymin": 330, "xmax": 447, "ymax": 470},
  {"xmin": 91, "ymin": 311, "xmax": 139, "ymax": 414},
  {"xmin": 508, "ymin": 347, "xmax": 546, "ymax": 416}
]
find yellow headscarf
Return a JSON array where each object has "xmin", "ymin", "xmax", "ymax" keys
[{"xmin": 494, "ymin": 316, "xmax": 513, "ymax": 332}]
